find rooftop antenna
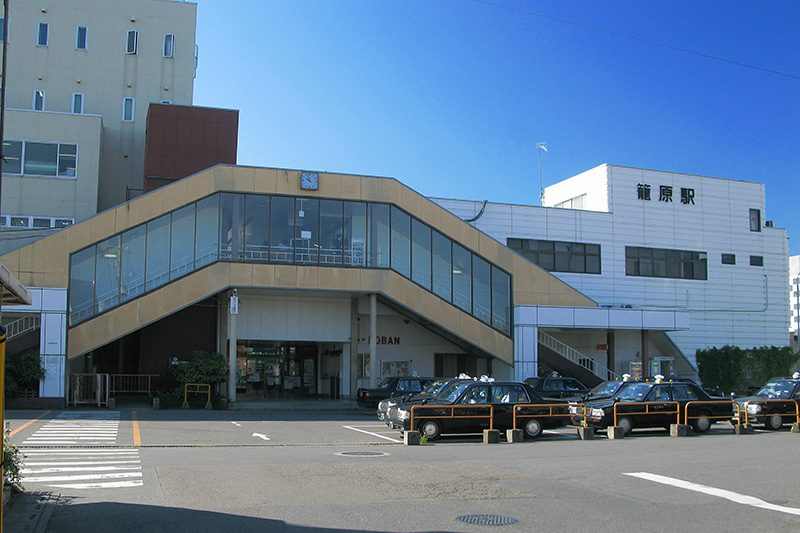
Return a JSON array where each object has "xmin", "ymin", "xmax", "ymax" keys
[{"xmin": 537, "ymin": 142, "xmax": 547, "ymax": 205}]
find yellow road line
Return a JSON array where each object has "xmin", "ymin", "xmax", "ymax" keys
[
  {"xmin": 132, "ymin": 411, "xmax": 141, "ymax": 446},
  {"xmin": 9, "ymin": 410, "xmax": 52, "ymax": 438}
]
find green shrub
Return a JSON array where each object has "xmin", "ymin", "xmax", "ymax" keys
[
  {"xmin": 5, "ymin": 349, "xmax": 45, "ymax": 397},
  {"xmin": 697, "ymin": 345, "xmax": 798, "ymax": 395},
  {"xmin": 173, "ymin": 350, "xmax": 227, "ymax": 386},
  {"xmin": 3, "ymin": 427, "xmax": 25, "ymax": 489}
]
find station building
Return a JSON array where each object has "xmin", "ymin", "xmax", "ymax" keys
[{"xmin": 0, "ymin": 0, "xmax": 790, "ymax": 405}]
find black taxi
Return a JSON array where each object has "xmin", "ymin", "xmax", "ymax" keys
[
  {"xmin": 571, "ymin": 378, "xmax": 732, "ymax": 436},
  {"xmin": 385, "ymin": 379, "xmax": 570, "ymax": 440},
  {"xmin": 732, "ymin": 374, "xmax": 800, "ymax": 429}
]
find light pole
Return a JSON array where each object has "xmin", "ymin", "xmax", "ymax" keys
[{"xmin": 537, "ymin": 142, "xmax": 547, "ymax": 205}]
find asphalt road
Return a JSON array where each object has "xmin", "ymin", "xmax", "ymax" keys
[{"xmin": 4, "ymin": 408, "xmax": 800, "ymax": 533}]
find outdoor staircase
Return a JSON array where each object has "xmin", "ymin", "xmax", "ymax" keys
[
  {"xmin": 538, "ymin": 330, "xmax": 619, "ymax": 386},
  {"xmin": 5, "ymin": 315, "xmax": 40, "ymax": 340}
]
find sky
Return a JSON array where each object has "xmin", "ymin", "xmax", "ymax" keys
[{"xmin": 192, "ymin": 1, "xmax": 800, "ymax": 256}]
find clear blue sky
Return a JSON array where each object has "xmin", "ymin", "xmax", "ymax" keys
[{"xmin": 193, "ymin": 1, "xmax": 799, "ymax": 256}]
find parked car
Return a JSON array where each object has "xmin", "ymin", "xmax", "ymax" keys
[
  {"xmin": 571, "ymin": 379, "xmax": 733, "ymax": 435},
  {"xmin": 386, "ymin": 380, "xmax": 570, "ymax": 440},
  {"xmin": 645, "ymin": 376, "xmax": 725, "ymax": 398},
  {"xmin": 732, "ymin": 375, "xmax": 800, "ymax": 430},
  {"xmin": 356, "ymin": 376, "xmax": 435, "ymax": 409},
  {"xmin": 524, "ymin": 376, "xmax": 589, "ymax": 399},
  {"xmin": 376, "ymin": 378, "xmax": 471, "ymax": 421}
]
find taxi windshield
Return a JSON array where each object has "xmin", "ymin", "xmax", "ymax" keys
[
  {"xmin": 755, "ymin": 380, "xmax": 793, "ymax": 399},
  {"xmin": 442, "ymin": 382, "xmax": 473, "ymax": 403},
  {"xmin": 614, "ymin": 383, "xmax": 654, "ymax": 402},
  {"xmin": 588, "ymin": 381, "xmax": 625, "ymax": 397},
  {"xmin": 377, "ymin": 378, "xmax": 394, "ymax": 389}
]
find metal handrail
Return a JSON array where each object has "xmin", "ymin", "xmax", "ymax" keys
[
  {"xmin": 538, "ymin": 330, "xmax": 620, "ymax": 381},
  {"xmin": 742, "ymin": 399, "xmax": 800, "ymax": 425},
  {"xmin": 683, "ymin": 400, "xmax": 738, "ymax": 425},
  {"xmin": 613, "ymin": 401, "xmax": 681, "ymax": 427},
  {"xmin": 512, "ymin": 403, "xmax": 571, "ymax": 429},
  {"xmin": 5, "ymin": 315, "xmax": 41, "ymax": 339},
  {"xmin": 410, "ymin": 404, "xmax": 494, "ymax": 431}
]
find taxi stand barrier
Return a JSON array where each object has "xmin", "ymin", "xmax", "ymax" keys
[
  {"xmin": 511, "ymin": 404, "xmax": 574, "ymax": 441},
  {"xmin": 407, "ymin": 404, "xmax": 494, "ymax": 445},
  {"xmin": 683, "ymin": 400, "xmax": 742, "ymax": 433},
  {"xmin": 740, "ymin": 399, "xmax": 800, "ymax": 430},
  {"xmin": 183, "ymin": 383, "xmax": 213, "ymax": 409}
]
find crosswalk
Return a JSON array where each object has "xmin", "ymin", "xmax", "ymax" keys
[{"xmin": 20, "ymin": 411, "xmax": 143, "ymax": 490}]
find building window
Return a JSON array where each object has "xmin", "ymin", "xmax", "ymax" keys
[
  {"xmin": 76, "ymin": 25, "xmax": 87, "ymax": 50},
  {"xmin": 33, "ymin": 90, "xmax": 45, "ymax": 111},
  {"xmin": 749, "ymin": 209, "xmax": 761, "ymax": 232},
  {"xmin": 21, "ymin": 141, "xmax": 77, "ymax": 178},
  {"xmin": 72, "ymin": 93, "xmax": 84, "ymax": 114},
  {"xmin": 625, "ymin": 246, "xmax": 707, "ymax": 280},
  {"xmin": 10, "ymin": 217, "xmax": 29, "ymax": 227},
  {"xmin": 553, "ymin": 194, "xmax": 586, "ymax": 209},
  {"xmin": 721, "ymin": 253, "xmax": 736, "ymax": 265},
  {"xmin": 122, "ymin": 97, "xmax": 135, "ymax": 121},
  {"xmin": 2, "ymin": 140, "xmax": 22, "ymax": 174},
  {"xmin": 37, "ymin": 21, "xmax": 48, "ymax": 46},
  {"xmin": 750, "ymin": 255, "xmax": 763, "ymax": 267},
  {"xmin": 507, "ymin": 238, "xmax": 601, "ymax": 274},
  {"xmin": 126, "ymin": 29, "xmax": 138, "ymax": 54},
  {"xmin": 163, "ymin": 33, "xmax": 175, "ymax": 58}
]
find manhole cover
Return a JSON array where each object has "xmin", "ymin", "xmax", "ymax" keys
[
  {"xmin": 456, "ymin": 514, "xmax": 518, "ymax": 526},
  {"xmin": 335, "ymin": 451, "xmax": 389, "ymax": 457}
]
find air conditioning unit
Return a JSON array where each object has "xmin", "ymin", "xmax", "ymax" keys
[{"xmin": 765, "ymin": 220, "xmax": 774, "ymax": 227}]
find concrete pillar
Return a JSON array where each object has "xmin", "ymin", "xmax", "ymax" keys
[
  {"xmin": 369, "ymin": 293, "xmax": 377, "ymax": 388},
  {"xmin": 227, "ymin": 289, "xmax": 238, "ymax": 403},
  {"xmin": 513, "ymin": 323, "xmax": 537, "ymax": 382}
]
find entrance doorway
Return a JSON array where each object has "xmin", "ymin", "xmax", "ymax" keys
[{"xmin": 236, "ymin": 342, "xmax": 320, "ymax": 399}]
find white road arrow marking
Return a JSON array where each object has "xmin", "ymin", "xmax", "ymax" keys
[{"xmin": 252, "ymin": 433, "xmax": 270, "ymax": 441}]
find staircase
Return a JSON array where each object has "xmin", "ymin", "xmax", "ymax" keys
[
  {"xmin": 538, "ymin": 330, "xmax": 619, "ymax": 386},
  {"xmin": 5, "ymin": 315, "xmax": 40, "ymax": 340}
]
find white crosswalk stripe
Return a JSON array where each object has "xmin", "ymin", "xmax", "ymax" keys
[{"xmin": 20, "ymin": 411, "xmax": 143, "ymax": 490}]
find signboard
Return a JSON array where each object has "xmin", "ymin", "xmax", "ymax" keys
[
  {"xmin": 629, "ymin": 361, "xmax": 643, "ymax": 379},
  {"xmin": 230, "ymin": 296, "xmax": 239, "ymax": 315}
]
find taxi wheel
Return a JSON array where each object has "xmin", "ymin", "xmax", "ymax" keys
[
  {"xmin": 691, "ymin": 412, "xmax": 712, "ymax": 434},
  {"xmin": 616, "ymin": 416, "xmax": 633, "ymax": 436},
  {"xmin": 420, "ymin": 420, "xmax": 442, "ymax": 441},
  {"xmin": 764, "ymin": 413, "xmax": 783, "ymax": 431},
  {"xmin": 523, "ymin": 418, "xmax": 543, "ymax": 439}
]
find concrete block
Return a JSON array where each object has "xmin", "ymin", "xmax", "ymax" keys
[
  {"xmin": 205, "ymin": 401, "xmax": 213, "ymax": 410},
  {"xmin": 670, "ymin": 424, "xmax": 690, "ymax": 437},
  {"xmin": 733, "ymin": 424, "xmax": 754, "ymax": 435},
  {"xmin": 506, "ymin": 429, "xmax": 523, "ymax": 443},
  {"xmin": 152, "ymin": 397, "xmax": 160, "ymax": 410},
  {"xmin": 576, "ymin": 427, "xmax": 595, "ymax": 440},
  {"xmin": 791, "ymin": 423, "xmax": 799, "ymax": 433},
  {"xmin": 182, "ymin": 401, "xmax": 189, "ymax": 409},
  {"xmin": 608, "ymin": 426, "xmax": 625, "ymax": 439},
  {"xmin": 483, "ymin": 429, "xmax": 500, "ymax": 444},
  {"xmin": 108, "ymin": 397, "xmax": 116, "ymax": 409},
  {"xmin": 404, "ymin": 431, "xmax": 421, "ymax": 445}
]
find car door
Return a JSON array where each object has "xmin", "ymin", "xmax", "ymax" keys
[
  {"xmin": 643, "ymin": 384, "xmax": 675, "ymax": 427},
  {"xmin": 455, "ymin": 384, "xmax": 492, "ymax": 433},
  {"xmin": 490, "ymin": 384, "xmax": 530, "ymax": 430}
]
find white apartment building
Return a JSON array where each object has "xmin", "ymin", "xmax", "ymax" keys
[
  {"xmin": 434, "ymin": 164, "xmax": 790, "ymax": 377},
  {"xmin": 0, "ymin": 0, "xmax": 196, "ymax": 254},
  {"xmin": 791, "ymin": 255, "xmax": 799, "ymax": 350}
]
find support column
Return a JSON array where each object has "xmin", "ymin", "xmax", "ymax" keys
[
  {"xmin": 513, "ymin": 324, "xmax": 537, "ymax": 382},
  {"xmin": 349, "ymin": 299, "xmax": 359, "ymax": 399},
  {"xmin": 369, "ymin": 293, "xmax": 377, "ymax": 388},
  {"xmin": 228, "ymin": 289, "xmax": 238, "ymax": 403},
  {"xmin": 607, "ymin": 331, "xmax": 616, "ymax": 378},
  {"xmin": 641, "ymin": 329, "xmax": 650, "ymax": 377}
]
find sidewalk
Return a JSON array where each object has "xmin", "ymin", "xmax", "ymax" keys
[{"xmin": 4, "ymin": 491, "xmax": 60, "ymax": 532}]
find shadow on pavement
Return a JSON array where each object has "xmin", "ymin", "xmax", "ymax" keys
[{"xmin": 43, "ymin": 500, "xmax": 437, "ymax": 533}]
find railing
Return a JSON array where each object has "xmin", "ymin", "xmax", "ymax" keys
[
  {"xmin": 512, "ymin": 403, "xmax": 571, "ymax": 429},
  {"xmin": 742, "ymin": 399, "xmax": 800, "ymax": 426},
  {"xmin": 5, "ymin": 315, "xmax": 41, "ymax": 339},
  {"xmin": 67, "ymin": 373, "xmax": 109, "ymax": 407},
  {"xmin": 410, "ymin": 404, "xmax": 494, "ymax": 431},
  {"xmin": 684, "ymin": 400, "xmax": 739, "ymax": 426},
  {"xmin": 613, "ymin": 401, "xmax": 680, "ymax": 426},
  {"xmin": 109, "ymin": 374, "xmax": 160, "ymax": 395},
  {"xmin": 538, "ymin": 330, "xmax": 620, "ymax": 381}
]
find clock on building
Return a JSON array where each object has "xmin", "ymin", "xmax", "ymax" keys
[{"xmin": 300, "ymin": 172, "xmax": 319, "ymax": 190}]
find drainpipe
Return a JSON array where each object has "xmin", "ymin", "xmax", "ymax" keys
[{"xmin": 369, "ymin": 293, "xmax": 377, "ymax": 388}]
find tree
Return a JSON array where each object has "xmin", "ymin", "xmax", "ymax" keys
[
  {"xmin": 697, "ymin": 345, "xmax": 798, "ymax": 395},
  {"xmin": 173, "ymin": 350, "xmax": 227, "ymax": 385},
  {"xmin": 5, "ymin": 349, "xmax": 45, "ymax": 397}
]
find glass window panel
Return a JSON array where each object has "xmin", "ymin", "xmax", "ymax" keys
[
  {"xmin": 411, "ymin": 219, "xmax": 431, "ymax": 289},
  {"xmin": 76, "ymin": 25, "xmax": 87, "ymax": 50},
  {"xmin": 33, "ymin": 89, "xmax": 45, "ymax": 110},
  {"xmin": 32, "ymin": 218, "xmax": 50, "ymax": 228},
  {"xmin": 269, "ymin": 196, "xmax": 294, "ymax": 263},
  {"xmin": 163, "ymin": 33, "xmax": 174, "ymax": 57},
  {"xmin": 539, "ymin": 252, "xmax": 555, "ymax": 271},
  {"xmin": 538, "ymin": 241, "xmax": 553, "ymax": 251},
  {"xmin": 195, "ymin": 195, "xmax": 219, "ymax": 268},
  {"xmin": 320, "ymin": 199, "xmax": 343, "ymax": 265},
  {"xmin": 586, "ymin": 255, "xmax": 601, "ymax": 274},
  {"xmin": 492, "ymin": 267, "xmax": 511, "ymax": 334},
  {"xmin": 452, "ymin": 244, "xmax": 472, "ymax": 313},
  {"xmin": 145, "ymin": 214, "xmax": 171, "ymax": 291},
  {"xmin": 390, "ymin": 207, "xmax": 411, "ymax": 278},
  {"xmin": 72, "ymin": 93, "xmax": 83, "ymax": 114},
  {"xmin": 126, "ymin": 29, "xmax": 138, "ymax": 54},
  {"xmin": 37, "ymin": 22, "xmax": 48, "ymax": 46},
  {"xmin": 95, "ymin": 236, "xmax": 121, "ymax": 314},
  {"xmin": 570, "ymin": 254, "xmax": 585, "ymax": 273},
  {"xmin": 586, "ymin": 244, "xmax": 600, "ymax": 255},
  {"xmin": 2, "ymin": 140, "xmax": 21, "ymax": 173},
  {"xmin": 554, "ymin": 252, "xmax": 569, "ymax": 272},
  {"xmin": 344, "ymin": 201, "xmax": 367, "ymax": 266},
  {"xmin": 472, "ymin": 255, "xmax": 491, "ymax": 324},
  {"xmin": 295, "ymin": 198, "xmax": 319, "ymax": 263},
  {"xmin": 58, "ymin": 144, "xmax": 77, "ymax": 177},
  {"xmin": 170, "ymin": 204, "xmax": 195, "ymax": 279},
  {"xmin": 120, "ymin": 225, "xmax": 146, "ymax": 303},
  {"xmin": 244, "ymin": 194, "xmax": 270, "ymax": 262},
  {"xmin": 219, "ymin": 193, "xmax": 245, "ymax": 261},
  {"xmin": 432, "ymin": 230, "xmax": 452, "ymax": 301},
  {"xmin": 69, "ymin": 246, "xmax": 96, "ymax": 324},
  {"xmin": 506, "ymin": 238, "xmax": 522, "ymax": 250},
  {"xmin": 368, "ymin": 204, "xmax": 390, "ymax": 268},
  {"xmin": 23, "ymin": 142, "xmax": 57, "ymax": 176},
  {"xmin": 123, "ymin": 97, "xmax": 134, "ymax": 121}
]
